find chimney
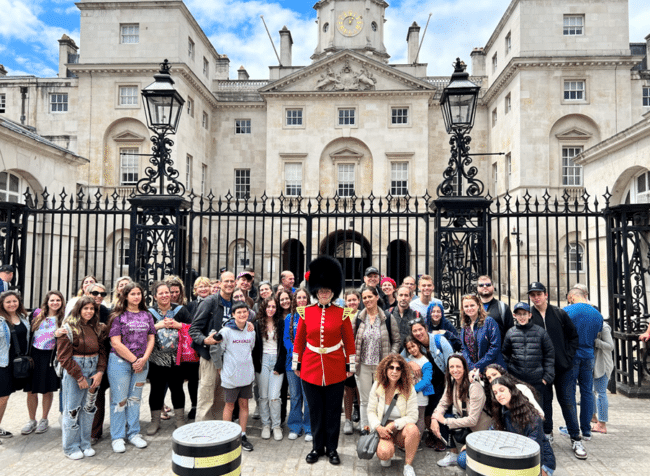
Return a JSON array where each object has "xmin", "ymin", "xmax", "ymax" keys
[
  {"xmin": 238, "ymin": 66, "xmax": 250, "ymax": 80},
  {"xmin": 646, "ymin": 33, "xmax": 650, "ymax": 69},
  {"xmin": 407, "ymin": 22, "xmax": 420, "ymax": 64},
  {"xmin": 20, "ymin": 87, "xmax": 28, "ymax": 125},
  {"xmin": 0, "ymin": 64, "xmax": 7, "ymax": 76},
  {"xmin": 215, "ymin": 54, "xmax": 230, "ymax": 80},
  {"xmin": 470, "ymin": 47, "xmax": 486, "ymax": 76},
  {"xmin": 58, "ymin": 34, "xmax": 78, "ymax": 78},
  {"xmin": 279, "ymin": 26, "xmax": 293, "ymax": 67}
]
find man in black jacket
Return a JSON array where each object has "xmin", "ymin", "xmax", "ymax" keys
[
  {"xmin": 477, "ymin": 275, "xmax": 514, "ymax": 343},
  {"xmin": 529, "ymin": 282, "xmax": 586, "ymax": 460},
  {"xmin": 189, "ymin": 270, "xmax": 236, "ymax": 421}
]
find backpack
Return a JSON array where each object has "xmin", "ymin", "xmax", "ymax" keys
[{"xmin": 149, "ymin": 306, "xmax": 183, "ymax": 352}]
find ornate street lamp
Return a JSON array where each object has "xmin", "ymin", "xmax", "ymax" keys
[
  {"xmin": 437, "ymin": 58, "xmax": 483, "ymax": 197},
  {"xmin": 137, "ymin": 59, "xmax": 186, "ymax": 195}
]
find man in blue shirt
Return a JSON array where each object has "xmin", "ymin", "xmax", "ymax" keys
[
  {"xmin": 0, "ymin": 265, "xmax": 13, "ymax": 292},
  {"xmin": 562, "ymin": 287, "xmax": 603, "ymax": 442}
]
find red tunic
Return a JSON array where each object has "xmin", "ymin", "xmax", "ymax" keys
[{"xmin": 292, "ymin": 303, "xmax": 356, "ymax": 386}]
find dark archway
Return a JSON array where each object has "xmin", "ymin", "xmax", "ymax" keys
[
  {"xmin": 387, "ymin": 239, "xmax": 410, "ymax": 284},
  {"xmin": 320, "ymin": 230, "xmax": 371, "ymax": 289},
  {"xmin": 282, "ymin": 239, "xmax": 305, "ymax": 284}
]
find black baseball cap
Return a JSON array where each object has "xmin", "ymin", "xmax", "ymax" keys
[
  {"xmin": 0, "ymin": 265, "xmax": 14, "ymax": 273},
  {"xmin": 364, "ymin": 266, "xmax": 380, "ymax": 276},
  {"xmin": 528, "ymin": 282, "xmax": 546, "ymax": 293},
  {"xmin": 513, "ymin": 302, "xmax": 531, "ymax": 313}
]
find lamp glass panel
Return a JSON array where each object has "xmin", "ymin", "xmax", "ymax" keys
[{"xmin": 448, "ymin": 93, "xmax": 474, "ymax": 125}]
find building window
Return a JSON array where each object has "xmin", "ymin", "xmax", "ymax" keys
[
  {"xmin": 120, "ymin": 148, "xmax": 139, "ymax": 185},
  {"xmin": 564, "ymin": 80, "xmax": 585, "ymax": 101},
  {"xmin": 390, "ymin": 162, "xmax": 408, "ymax": 196},
  {"xmin": 201, "ymin": 164, "xmax": 207, "ymax": 196},
  {"xmin": 202, "ymin": 111, "xmax": 209, "ymax": 129},
  {"xmin": 391, "ymin": 107, "xmax": 408, "ymax": 125},
  {"xmin": 188, "ymin": 38, "xmax": 195, "ymax": 59},
  {"xmin": 505, "ymin": 31, "xmax": 511, "ymax": 55},
  {"xmin": 121, "ymin": 24, "xmax": 139, "ymax": 43},
  {"xmin": 235, "ymin": 119, "xmax": 251, "ymax": 134},
  {"xmin": 338, "ymin": 164, "xmax": 355, "ymax": 197},
  {"xmin": 0, "ymin": 93, "xmax": 5, "ymax": 113},
  {"xmin": 0, "ymin": 171, "xmax": 22, "ymax": 203},
  {"xmin": 566, "ymin": 243, "xmax": 584, "ymax": 272},
  {"xmin": 203, "ymin": 57, "xmax": 209, "ymax": 77},
  {"xmin": 492, "ymin": 53, "xmax": 497, "ymax": 72},
  {"xmin": 186, "ymin": 154, "xmax": 193, "ymax": 190},
  {"xmin": 506, "ymin": 153, "xmax": 512, "ymax": 190},
  {"xmin": 286, "ymin": 108, "xmax": 303, "ymax": 126},
  {"xmin": 563, "ymin": 15, "xmax": 584, "ymax": 36},
  {"xmin": 505, "ymin": 93, "xmax": 511, "ymax": 114},
  {"xmin": 50, "ymin": 93, "xmax": 68, "ymax": 112},
  {"xmin": 338, "ymin": 108, "xmax": 355, "ymax": 126},
  {"xmin": 285, "ymin": 163, "xmax": 302, "ymax": 196},
  {"xmin": 119, "ymin": 86, "xmax": 138, "ymax": 106},
  {"xmin": 371, "ymin": 22, "xmax": 378, "ymax": 32},
  {"xmin": 562, "ymin": 147, "xmax": 583, "ymax": 186},
  {"xmin": 187, "ymin": 97, "xmax": 194, "ymax": 117},
  {"xmin": 492, "ymin": 108, "xmax": 497, "ymax": 127},
  {"xmin": 235, "ymin": 169, "xmax": 250, "ymax": 199},
  {"xmin": 116, "ymin": 239, "xmax": 130, "ymax": 268},
  {"xmin": 643, "ymin": 87, "xmax": 650, "ymax": 107}
]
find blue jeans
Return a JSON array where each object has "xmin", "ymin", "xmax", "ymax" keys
[
  {"xmin": 286, "ymin": 368, "xmax": 310, "ymax": 435},
  {"xmin": 593, "ymin": 373, "xmax": 608, "ymax": 422},
  {"xmin": 573, "ymin": 357, "xmax": 594, "ymax": 436},
  {"xmin": 62, "ymin": 355, "xmax": 98, "ymax": 456},
  {"xmin": 256, "ymin": 353, "xmax": 283, "ymax": 429},
  {"xmin": 551, "ymin": 368, "xmax": 580, "ymax": 439},
  {"xmin": 107, "ymin": 353, "xmax": 148, "ymax": 441}
]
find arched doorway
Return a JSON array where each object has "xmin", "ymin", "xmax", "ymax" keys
[
  {"xmin": 282, "ymin": 239, "xmax": 305, "ymax": 284},
  {"xmin": 387, "ymin": 239, "xmax": 410, "ymax": 284},
  {"xmin": 320, "ymin": 230, "xmax": 371, "ymax": 288}
]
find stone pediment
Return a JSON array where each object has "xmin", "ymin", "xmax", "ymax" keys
[
  {"xmin": 555, "ymin": 128, "xmax": 592, "ymax": 141},
  {"xmin": 260, "ymin": 50, "xmax": 434, "ymax": 94},
  {"xmin": 112, "ymin": 131, "xmax": 146, "ymax": 142},
  {"xmin": 330, "ymin": 147, "xmax": 363, "ymax": 161}
]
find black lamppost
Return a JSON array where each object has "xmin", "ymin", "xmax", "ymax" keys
[
  {"xmin": 138, "ymin": 59, "xmax": 186, "ymax": 196},
  {"xmin": 437, "ymin": 58, "xmax": 483, "ymax": 197}
]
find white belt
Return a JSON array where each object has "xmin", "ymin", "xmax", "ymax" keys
[{"xmin": 307, "ymin": 341, "xmax": 342, "ymax": 355}]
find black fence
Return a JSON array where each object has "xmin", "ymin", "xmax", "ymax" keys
[{"xmin": 0, "ymin": 187, "xmax": 648, "ymax": 397}]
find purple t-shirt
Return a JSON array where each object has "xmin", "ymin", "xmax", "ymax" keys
[{"xmin": 109, "ymin": 310, "xmax": 156, "ymax": 358}]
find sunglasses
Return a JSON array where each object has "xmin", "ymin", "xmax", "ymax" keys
[
  {"xmin": 477, "ymin": 283, "xmax": 492, "ymax": 288},
  {"xmin": 408, "ymin": 317, "xmax": 424, "ymax": 327},
  {"xmin": 388, "ymin": 365, "xmax": 402, "ymax": 371},
  {"xmin": 90, "ymin": 291, "xmax": 107, "ymax": 297}
]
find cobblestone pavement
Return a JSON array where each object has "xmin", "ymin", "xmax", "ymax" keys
[{"xmin": 0, "ymin": 384, "xmax": 647, "ymax": 476}]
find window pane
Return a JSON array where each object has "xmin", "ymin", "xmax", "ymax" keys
[
  {"xmin": 286, "ymin": 109, "xmax": 303, "ymax": 126},
  {"xmin": 285, "ymin": 163, "xmax": 302, "ymax": 196},
  {"xmin": 235, "ymin": 169, "xmax": 250, "ymax": 199},
  {"xmin": 338, "ymin": 109, "xmax": 355, "ymax": 125},
  {"xmin": 338, "ymin": 164, "xmax": 355, "ymax": 197},
  {"xmin": 562, "ymin": 147, "xmax": 583, "ymax": 186},
  {"xmin": 235, "ymin": 119, "xmax": 251, "ymax": 134},
  {"xmin": 390, "ymin": 163, "xmax": 408, "ymax": 196},
  {"xmin": 120, "ymin": 148, "xmax": 139, "ymax": 185},
  {"xmin": 121, "ymin": 24, "xmax": 139, "ymax": 43},
  {"xmin": 391, "ymin": 108, "xmax": 408, "ymax": 124}
]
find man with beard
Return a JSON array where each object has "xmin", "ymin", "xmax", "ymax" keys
[{"xmin": 477, "ymin": 275, "xmax": 514, "ymax": 343}]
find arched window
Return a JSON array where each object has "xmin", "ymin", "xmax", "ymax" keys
[
  {"xmin": 624, "ymin": 170, "xmax": 650, "ymax": 204},
  {"xmin": 566, "ymin": 243, "xmax": 584, "ymax": 272},
  {"xmin": 0, "ymin": 171, "xmax": 24, "ymax": 203}
]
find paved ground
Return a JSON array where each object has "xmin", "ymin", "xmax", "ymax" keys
[{"xmin": 0, "ymin": 383, "xmax": 647, "ymax": 476}]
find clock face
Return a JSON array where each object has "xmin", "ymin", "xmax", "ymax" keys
[{"xmin": 337, "ymin": 11, "xmax": 363, "ymax": 37}]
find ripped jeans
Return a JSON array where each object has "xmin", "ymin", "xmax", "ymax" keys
[
  {"xmin": 107, "ymin": 353, "xmax": 149, "ymax": 441},
  {"xmin": 62, "ymin": 355, "xmax": 99, "ymax": 456}
]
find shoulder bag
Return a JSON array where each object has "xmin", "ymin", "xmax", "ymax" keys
[
  {"xmin": 11, "ymin": 325, "xmax": 34, "ymax": 380},
  {"xmin": 357, "ymin": 393, "xmax": 399, "ymax": 459}
]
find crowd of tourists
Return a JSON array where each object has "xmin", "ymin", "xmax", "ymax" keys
[{"xmin": 0, "ymin": 259, "xmax": 622, "ymax": 476}]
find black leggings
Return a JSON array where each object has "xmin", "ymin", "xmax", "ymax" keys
[
  {"xmin": 180, "ymin": 361, "xmax": 199, "ymax": 407},
  {"xmin": 148, "ymin": 362, "xmax": 186, "ymax": 411}
]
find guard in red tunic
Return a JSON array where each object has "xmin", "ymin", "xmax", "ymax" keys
[{"xmin": 292, "ymin": 256, "xmax": 356, "ymax": 465}]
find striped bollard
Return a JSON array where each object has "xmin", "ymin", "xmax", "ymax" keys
[
  {"xmin": 465, "ymin": 430, "xmax": 540, "ymax": 476},
  {"xmin": 172, "ymin": 421, "xmax": 242, "ymax": 476}
]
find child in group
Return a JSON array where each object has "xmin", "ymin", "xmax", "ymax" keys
[
  {"xmin": 403, "ymin": 336, "xmax": 434, "ymax": 437},
  {"xmin": 210, "ymin": 301, "xmax": 256, "ymax": 451}
]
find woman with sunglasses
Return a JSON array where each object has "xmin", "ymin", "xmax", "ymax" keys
[
  {"xmin": 367, "ymin": 354, "xmax": 419, "ymax": 476},
  {"xmin": 431, "ymin": 354, "xmax": 491, "ymax": 468},
  {"xmin": 459, "ymin": 294, "xmax": 506, "ymax": 374},
  {"xmin": 64, "ymin": 275, "xmax": 97, "ymax": 318}
]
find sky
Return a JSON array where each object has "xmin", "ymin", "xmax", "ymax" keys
[{"xmin": 0, "ymin": 0, "xmax": 649, "ymax": 79}]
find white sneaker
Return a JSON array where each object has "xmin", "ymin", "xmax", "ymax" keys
[
  {"xmin": 35, "ymin": 418, "xmax": 49, "ymax": 434},
  {"xmin": 572, "ymin": 439, "xmax": 587, "ymax": 460},
  {"xmin": 273, "ymin": 427, "xmax": 283, "ymax": 441},
  {"xmin": 437, "ymin": 451, "xmax": 459, "ymax": 467},
  {"xmin": 305, "ymin": 434, "xmax": 313, "ymax": 442},
  {"xmin": 128, "ymin": 434, "xmax": 148, "ymax": 449},
  {"xmin": 21, "ymin": 419, "xmax": 37, "ymax": 435},
  {"xmin": 288, "ymin": 432, "xmax": 298, "ymax": 440},
  {"xmin": 261, "ymin": 426, "xmax": 271, "ymax": 439},
  {"xmin": 380, "ymin": 459, "xmax": 391, "ymax": 467},
  {"xmin": 343, "ymin": 419, "xmax": 353, "ymax": 435},
  {"xmin": 403, "ymin": 464, "xmax": 416, "ymax": 476},
  {"xmin": 83, "ymin": 448, "xmax": 96, "ymax": 457},
  {"xmin": 66, "ymin": 450, "xmax": 84, "ymax": 460},
  {"xmin": 112, "ymin": 439, "xmax": 126, "ymax": 453}
]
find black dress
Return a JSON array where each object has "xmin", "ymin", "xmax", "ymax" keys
[{"xmin": 0, "ymin": 320, "xmax": 29, "ymax": 397}]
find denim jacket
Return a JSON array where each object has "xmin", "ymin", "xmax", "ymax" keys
[{"xmin": 0, "ymin": 314, "xmax": 31, "ymax": 367}]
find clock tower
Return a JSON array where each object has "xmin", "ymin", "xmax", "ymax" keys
[{"xmin": 312, "ymin": 0, "xmax": 389, "ymax": 63}]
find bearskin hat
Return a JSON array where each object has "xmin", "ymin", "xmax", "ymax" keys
[{"xmin": 305, "ymin": 255, "xmax": 344, "ymax": 299}]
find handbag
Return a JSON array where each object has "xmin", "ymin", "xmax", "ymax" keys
[
  {"xmin": 357, "ymin": 393, "xmax": 399, "ymax": 460},
  {"xmin": 176, "ymin": 323, "xmax": 200, "ymax": 365},
  {"xmin": 449, "ymin": 401, "xmax": 472, "ymax": 445},
  {"xmin": 10, "ymin": 325, "xmax": 34, "ymax": 380}
]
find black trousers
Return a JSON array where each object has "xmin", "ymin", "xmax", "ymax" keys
[
  {"xmin": 148, "ymin": 362, "xmax": 186, "ymax": 411},
  {"xmin": 302, "ymin": 380, "xmax": 345, "ymax": 453}
]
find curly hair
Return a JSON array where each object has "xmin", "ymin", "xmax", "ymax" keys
[
  {"xmin": 374, "ymin": 354, "xmax": 413, "ymax": 395},
  {"xmin": 490, "ymin": 376, "xmax": 541, "ymax": 432},
  {"xmin": 460, "ymin": 294, "xmax": 487, "ymax": 328},
  {"xmin": 259, "ymin": 296, "xmax": 281, "ymax": 342},
  {"xmin": 66, "ymin": 295, "xmax": 103, "ymax": 338},
  {"xmin": 481, "ymin": 364, "xmax": 541, "ymax": 416},
  {"xmin": 444, "ymin": 354, "xmax": 471, "ymax": 404}
]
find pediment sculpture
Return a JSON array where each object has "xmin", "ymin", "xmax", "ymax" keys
[{"xmin": 315, "ymin": 59, "xmax": 377, "ymax": 91}]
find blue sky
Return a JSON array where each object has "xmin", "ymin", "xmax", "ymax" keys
[{"xmin": 1, "ymin": 0, "xmax": 649, "ymax": 79}]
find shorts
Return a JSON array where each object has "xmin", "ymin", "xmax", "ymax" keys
[
  {"xmin": 344, "ymin": 375, "xmax": 357, "ymax": 388},
  {"xmin": 223, "ymin": 383, "xmax": 253, "ymax": 403}
]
